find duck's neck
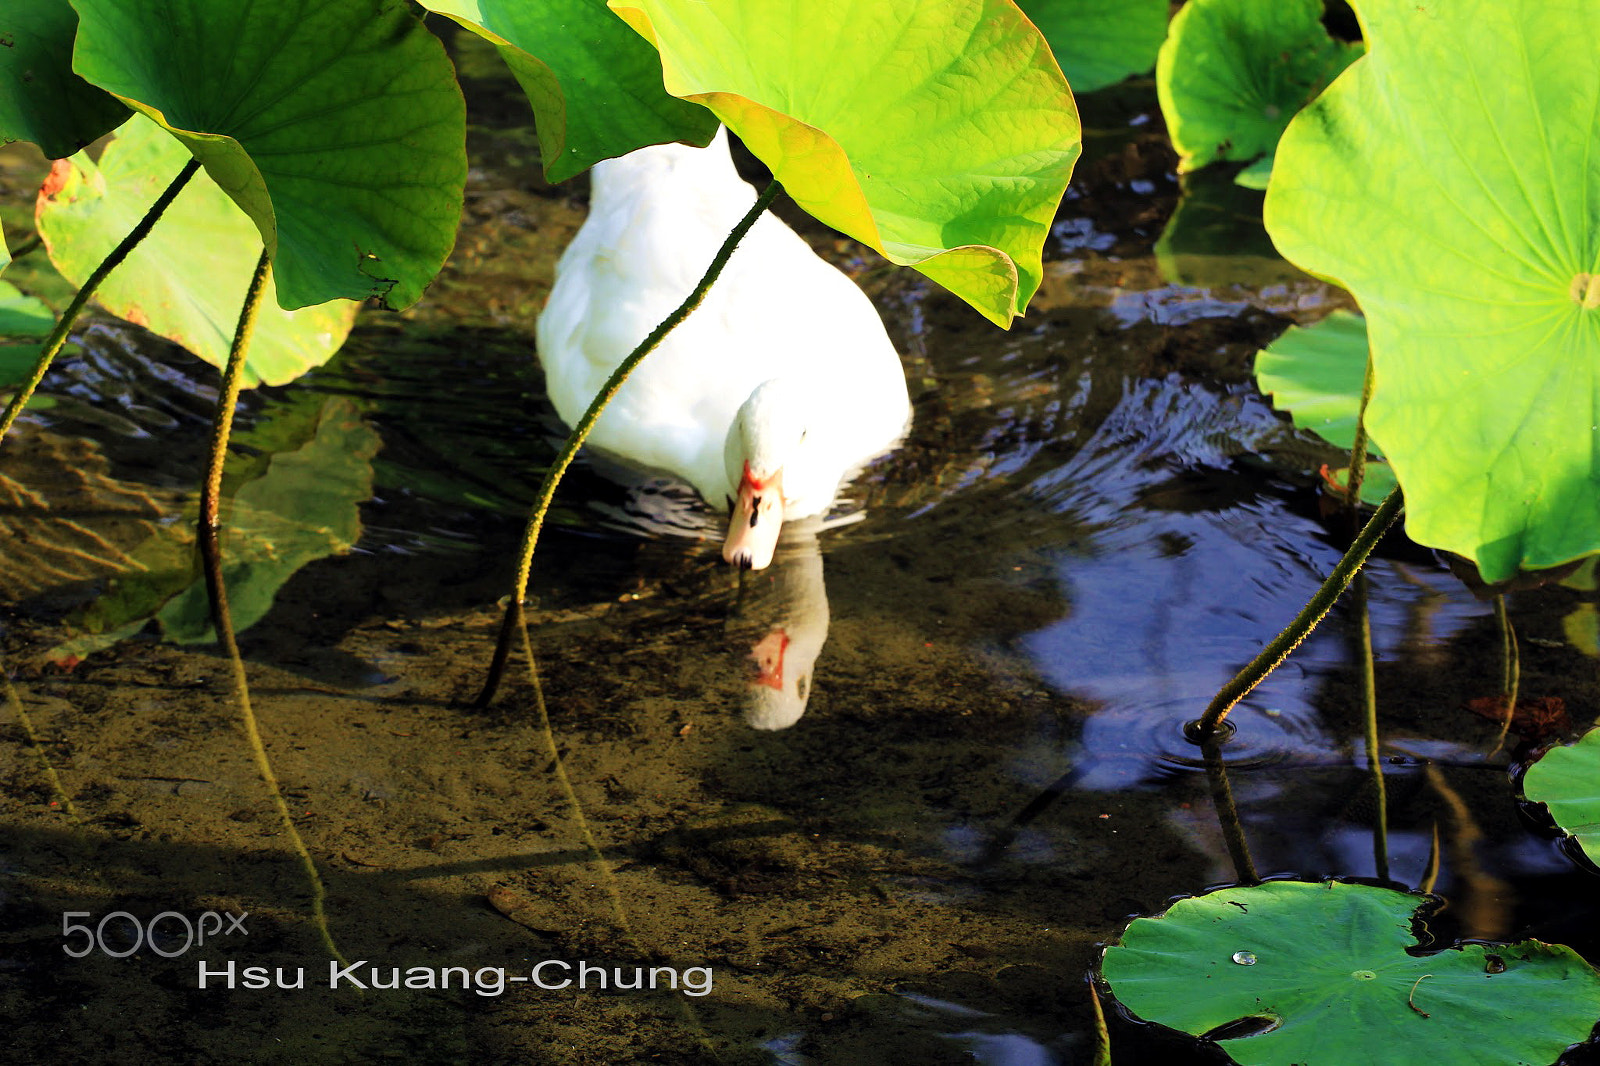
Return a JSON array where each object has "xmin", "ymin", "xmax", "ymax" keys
[{"xmin": 589, "ymin": 126, "xmax": 744, "ymax": 211}]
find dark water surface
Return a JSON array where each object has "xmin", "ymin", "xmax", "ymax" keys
[{"xmin": 3, "ymin": 49, "xmax": 1598, "ymax": 1066}]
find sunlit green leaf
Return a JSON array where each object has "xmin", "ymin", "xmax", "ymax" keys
[
  {"xmin": 1523, "ymin": 728, "xmax": 1600, "ymax": 867},
  {"xmin": 0, "ymin": 0, "xmax": 129, "ymax": 158},
  {"xmin": 1017, "ymin": 0, "xmax": 1168, "ymax": 93},
  {"xmin": 1265, "ymin": 0, "xmax": 1600, "ymax": 582},
  {"xmin": 1102, "ymin": 880, "xmax": 1600, "ymax": 1066},
  {"xmin": 610, "ymin": 0, "xmax": 1081, "ymax": 326},
  {"xmin": 420, "ymin": 0, "xmax": 716, "ymax": 183},
  {"xmin": 1157, "ymin": 0, "xmax": 1360, "ymax": 172},
  {"xmin": 36, "ymin": 117, "xmax": 358, "ymax": 387},
  {"xmin": 68, "ymin": 0, "xmax": 467, "ymax": 311}
]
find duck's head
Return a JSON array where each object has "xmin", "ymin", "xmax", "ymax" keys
[{"xmin": 722, "ymin": 379, "xmax": 810, "ymax": 570}]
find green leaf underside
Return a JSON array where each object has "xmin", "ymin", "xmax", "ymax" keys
[
  {"xmin": 1265, "ymin": 0, "xmax": 1600, "ymax": 582},
  {"xmin": 68, "ymin": 0, "xmax": 467, "ymax": 311},
  {"xmin": 0, "ymin": 0, "xmax": 130, "ymax": 158},
  {"xmin": 1157, "ymin": 0, "xmax": 1361, "ymax": 173},
  {"xmin": 1016, "ymin": 0, "xmax": 1168, "ymax": 94},
  {"xmin": 610, "ymin": 0, "xmax": 1082, "ymax": 327},
  {"xmin": 1524, "ymin": 728, "xmax": 1600, "ymax": 867},
  {"xmin": 36, "ymin": 117, "xmax": 358, "ymax": 388},
  {"xmin": 419, "ymin": 0, "xmax": 717, "ymax": 183},
  {"xmin": 1102, "ymin": 881, "xmax": 1600, "ymax": 1066}
]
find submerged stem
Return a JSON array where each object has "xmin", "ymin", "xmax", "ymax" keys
[
  {"xmin": 1354, "ymin": 571, "xmax": 1389, "ymax": 880},
  {"xmin": 475, "ymin": 178, "xmax": 783, "ymax": 708},
  {"xmin": 1203, "ymin": 731, "xmax": 1258, "ymax": 885},
  {"xmin": 1192, "ymin": 486, "xmax": 1404, "ymax": 738},
  {"xmin": 1489, "ymin": 595, "xmax": 1520, "ymax": 756},
  {"xmin": 0, "ymin": 158, "xmax": 201, "ymax": 446},
  {"xmin": 202, "ymin": 250, "xmax": 346, "ymax": 965}
]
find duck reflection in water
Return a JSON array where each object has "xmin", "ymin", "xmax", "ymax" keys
[{"xmin": 729, "ymin": 523, "xmax": 831, "ymax": 730}]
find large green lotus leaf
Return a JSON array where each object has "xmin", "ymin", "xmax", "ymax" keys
[
  {"xmin": 1523, "ymin": 728, "xmax": 1600, "ymax": 867},
  {"xmin": 419, "ymin": 0, "xmax": 716, "ymax": 183},
  {"xmin": 0, "ymin": 0, "xmax": 129, "ymax": 158},
  {"xmin": 1101, "ymin": 880, "xmax": 1600, "ymax": 1066},
  {"xmin": 37, "ymin": 117, "xmax": 358, "ymax": 388},
  {"xmin": 1265, "ymin": 0, "xmax": 1600, "ymax": 583},
  {"xmin": 610, "ymin": 0, "xmax": 1081, "ymax": 327},
  {"xmin": 67, "ymin": 0, "xmax": 466, "ymax": 311},
  {"xmin": 1015, "ymin": 0, "xmax": 1168, "ymax": 94},
  {"xmin": 1157, "ymin": 0, "xmax": 1361, "ymax": 172}
]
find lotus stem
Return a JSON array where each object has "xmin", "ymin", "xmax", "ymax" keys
[
  {"xmin": 1191, "ymin": 485, "xmax": 1404, "ymax": 738},
  {"xmin": 202, "ymin": 249, "xmax": 346, "ymax": 966},
  {"xmin": 1344, "ymin": 352, "xmax": 1376, "ymax": 522},
  {"xmin": 474, "ymin": 178, "xmax": 783, "ymax": 708},
  {"xmin": 0, "ymin": 158, "xmax": 201, "ymax": 446},
  {"xmin": 1089, "ymin": 980, "xmax": 1112, "ymax": 1066}
]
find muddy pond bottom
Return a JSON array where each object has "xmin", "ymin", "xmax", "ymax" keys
[{"xmin": 4, "ymin": 84, "xmax": 1600, "ymax": 1065}]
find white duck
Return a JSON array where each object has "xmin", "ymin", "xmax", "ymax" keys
[{"xmin": 537, "ymin": 127, "xmax": 911, "ymax": 569}]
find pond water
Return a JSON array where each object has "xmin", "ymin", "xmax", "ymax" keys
[{"xmin": 3, "ymin": 51, "xmax": 1599, "ymax": 1066}]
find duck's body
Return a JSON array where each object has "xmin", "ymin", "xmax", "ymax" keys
[{"xmin": 537, "ymin": 128, "xmax": 910, "ymax": 568}]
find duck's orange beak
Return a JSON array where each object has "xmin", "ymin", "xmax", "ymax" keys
[{"xmin": 723, "ymin": 464, "xmax": 783, "ymax": 570}]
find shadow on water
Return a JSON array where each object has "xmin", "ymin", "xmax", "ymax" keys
[{"xmin": 4, "ymin": 54, "xmax": 1600, "ymax": 1065}]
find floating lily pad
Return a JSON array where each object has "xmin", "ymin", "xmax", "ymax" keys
[
  {"xmin": 69, "ymin": 0, "xmax": 466, "ymax": 311},
  {"xmin": 1157, "ymin": 0, "xmax": 1361, "ymax": 172},
  {"xmin": 36, "ymin": 117, "xmax": 358, "ymax": 387},
  {"xmin": 1017, "ymin": 0, "xmax": 1169, "ymax": 93},
  {"xmin": 1523, "ymin": 728, "xmax": 1600, "ymax": 869},
  {"xmin": 1101, "ymin": 880, "xmax": 1600, "ymax": 1066},
  {"xmin": 0, "ymin": 0, "xmax": 130, "ymax": 158},
  {"xmin": 609, "ymin": 0, "xmax": 1081, "ymax": 327},
  {"xmin": 420, "ymin": 0, "xmax": 717, "ymax": 183},
  {"xmin": 1265, "ymin": 0, "xmax": 1600, "ymax": 583}
]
